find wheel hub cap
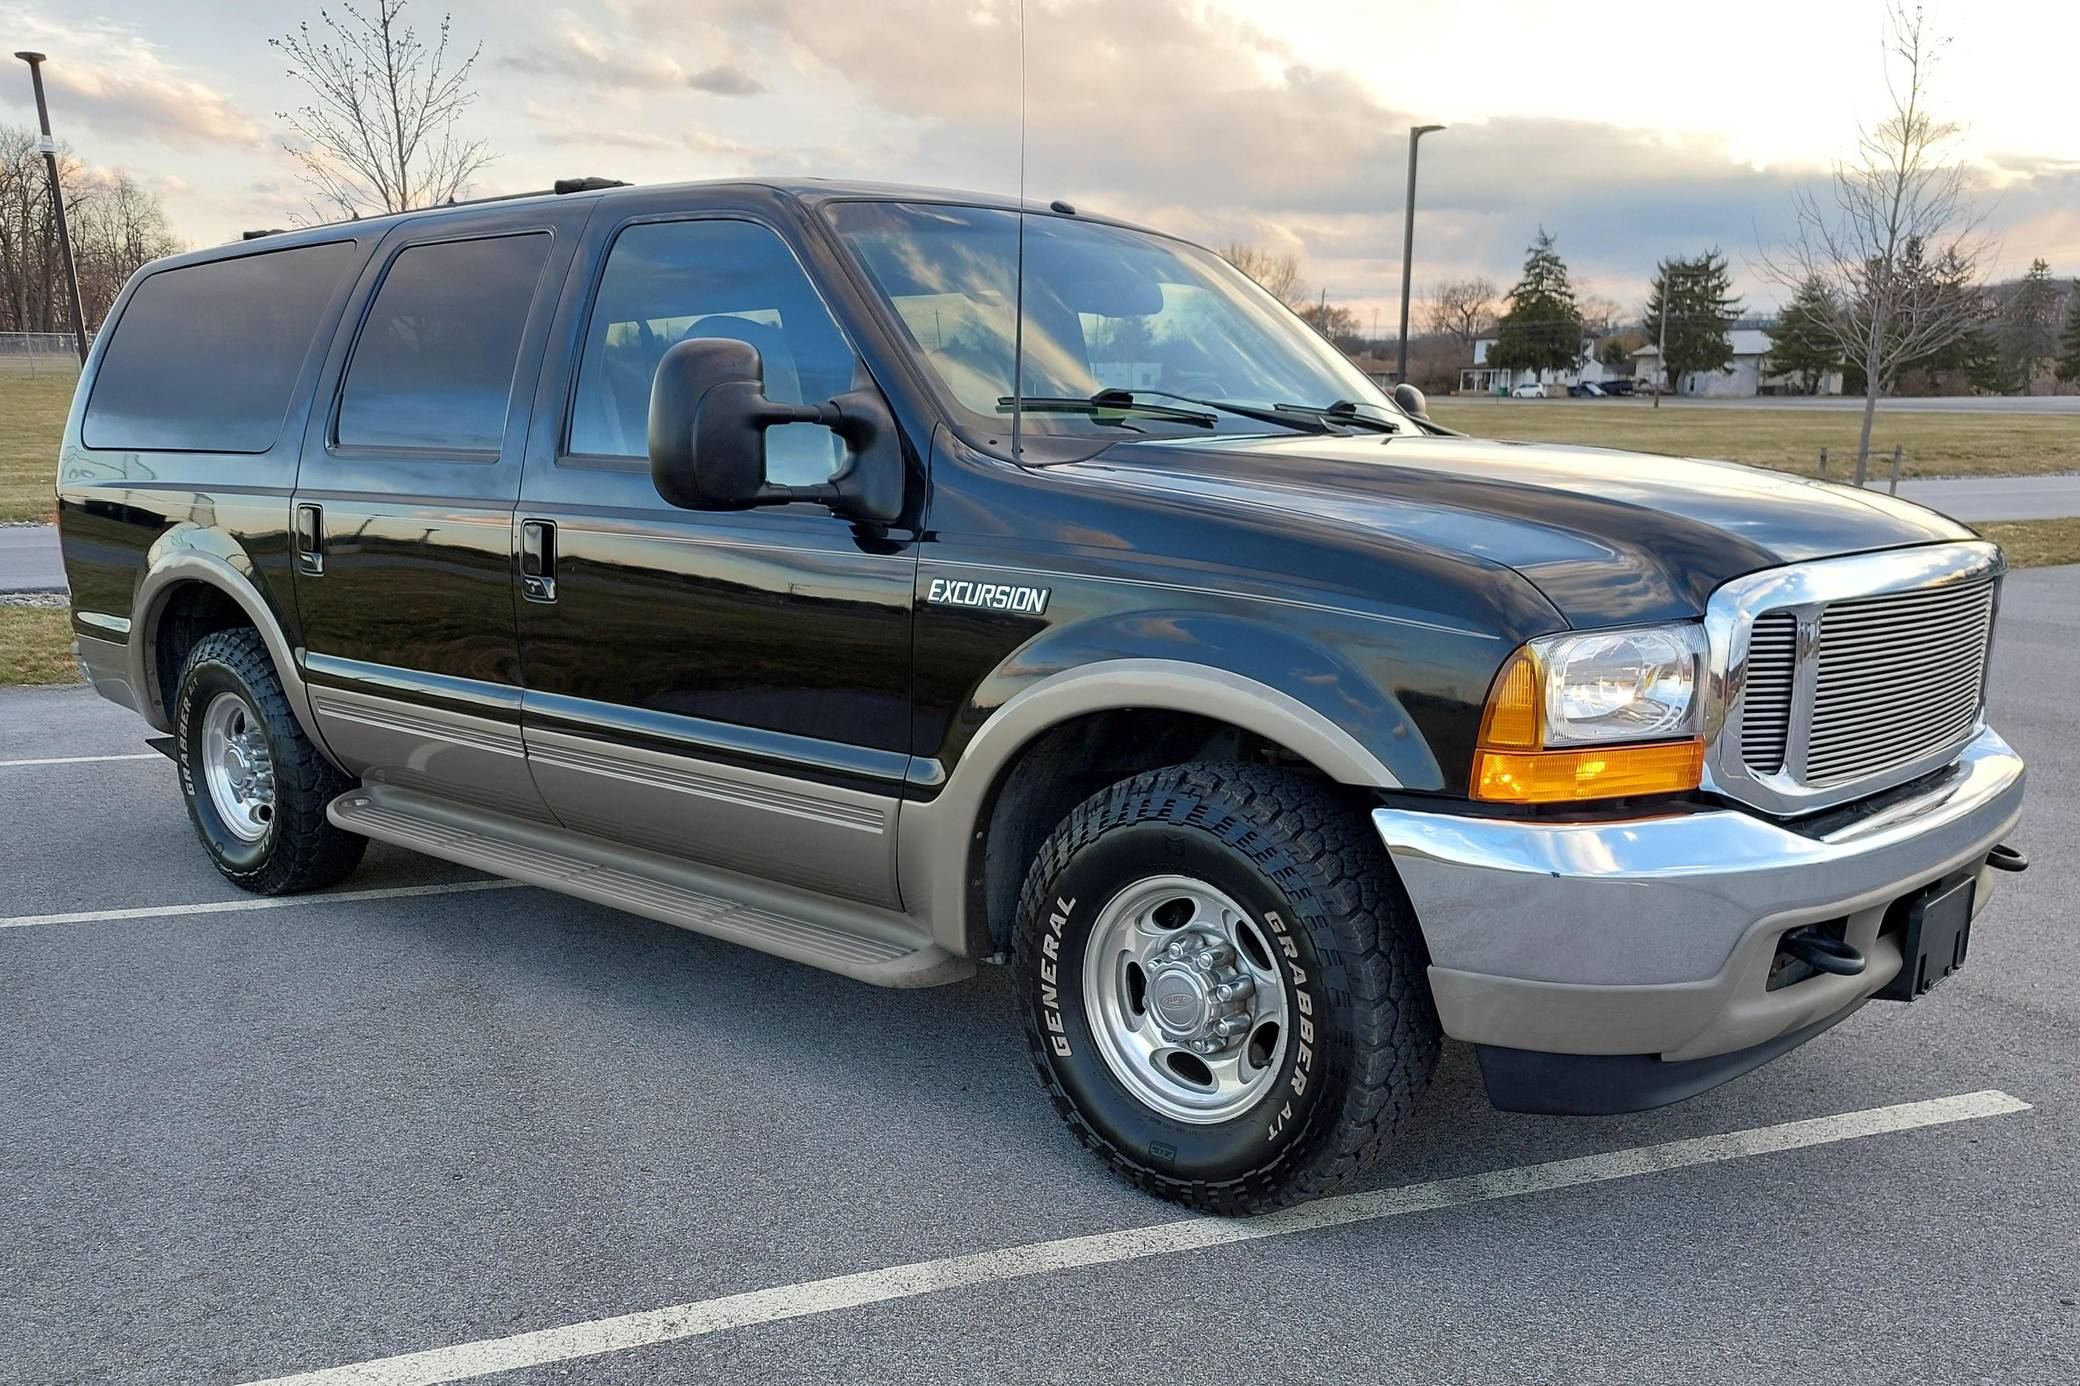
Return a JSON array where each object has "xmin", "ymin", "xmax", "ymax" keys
[
  {"xmin": 1081, "ymin": 876, "xmax": 1290, "ymax": 1124},
  {"xmin": 199, "ymin": 691, "xmax": 276, "ymax": 843}
]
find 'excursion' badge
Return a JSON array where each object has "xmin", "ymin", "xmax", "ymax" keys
[{"xmin": 927, "ymin": 577, "xmax": 1051, "ymax": 615}]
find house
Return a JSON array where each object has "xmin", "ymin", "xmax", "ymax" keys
[
  {"xmin": 1633, "ymin": 329, "xmax": 1844, "ymax": 397},
  {"xmin": 1459, "ymin": 338, "xmax": 1628, "ymax": 395}
]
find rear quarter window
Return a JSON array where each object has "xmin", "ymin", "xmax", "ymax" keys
[{"xmin": 82, "ymin": 240, "xmax": 360, "ymax": 453}]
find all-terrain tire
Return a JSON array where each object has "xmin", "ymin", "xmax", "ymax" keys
[
  {"xmin": 174, "ymin": 628, "xmax": 366, "ymax": 894},
  {"xmin": 1011, "ymin": 761, "xmax": 1439, "ymax": 1215}
]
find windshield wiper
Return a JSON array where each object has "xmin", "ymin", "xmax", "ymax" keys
[
  {"xmin": 996, "ymin": 391, "xmax": 1215, "ymax": 428},
  {"xmin": 1273, "ymin": 400, "xmax": 1403, "ymax": 434},
  {"xmin": 1106, "ymin": 387, "xmax": 1360, "ymax": 435}
]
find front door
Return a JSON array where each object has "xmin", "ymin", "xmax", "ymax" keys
[
  {"xmin": 292, "ymin": 203, "xmax": 587, "ymax": 819},
  {"xmin": 514, "ymin": 212, "xmax": 920, "ymax": 906}
]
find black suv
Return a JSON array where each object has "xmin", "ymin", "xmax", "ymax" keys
[{"xmin": 55, "ymin": 180, "xmax": 2026, "ymax": 1213}]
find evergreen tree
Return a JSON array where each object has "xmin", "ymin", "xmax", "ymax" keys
[
  {"xmin": 1767, "ymin": 276, "xmax": 1842, "ymax": 395},
  {"xmin": 2058, "ymin": 281, "xmax": 2080, "ymax": 385},
  {"xmin": 1488, "ymin": 229, "xmax": 1584, "ymax": 378},
  {"xmin": 1893, "ymin": 242, "xmax": 1996, "ymax": 392},
  {"xmin": 2001, "ymin": 259, "xmax": 2062, "ymax": 392},
  {"xmin": 1642, "ymin": 250, "xmax": 1741, "ymax": 393},
  {"xmin": 1961, "ymin": 325, "xmax": 2012, "ymax": 394}
]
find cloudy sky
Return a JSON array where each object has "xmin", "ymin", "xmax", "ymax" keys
[{"xmin": 8, "ymin": 0, "xmax": 2078, "ymax": 324}]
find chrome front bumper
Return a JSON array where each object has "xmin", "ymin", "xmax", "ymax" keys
[{"xmin": 1372, "ymin": 726, "xmax": 2026, "ymax": 1065}]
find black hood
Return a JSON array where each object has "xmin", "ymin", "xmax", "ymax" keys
[{"xmin": 1062, "ymin": 432, "xmax": 1978, "ymax": 627}]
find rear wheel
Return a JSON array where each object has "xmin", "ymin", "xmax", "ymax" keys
[
  {"xmin": 1012, "ymin": 762, "xmax": 1439, "ymax": 1214},
  {"xmin": 174, "ymin": 628, "xmax": 365, "ymax": 894}
]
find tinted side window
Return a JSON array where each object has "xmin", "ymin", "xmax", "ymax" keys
[
  {"xmin": 569, "ymin": 220, "xmax": 856, "ymax": 485},
  {"xmin": 83, "ymin": 240, "xmax": 359, "ymax": 453},
  {"xmin": 337, "ymin": 232, "xmax": 550, "ymax": 452}
]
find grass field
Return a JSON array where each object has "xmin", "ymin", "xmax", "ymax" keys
[
  {"xmin": 0, "ymin": 373, "xmax": 75, "ymax": 524},
  {"xmin": 0, "ymin": 600, "xmax": 76, "ymax": 687},
  {"xmin": 1429, "ymin": 398, "xmax": 2080, "ymax": 480}
]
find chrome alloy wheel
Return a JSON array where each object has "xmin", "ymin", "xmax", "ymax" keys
[
  {"xmin": 199, "ymin": 690, "xmax": 276, "ymax": 842},
  {"xmin": 1081, "ymin": 875, "xmax": 1291, "ymax": 1124}
]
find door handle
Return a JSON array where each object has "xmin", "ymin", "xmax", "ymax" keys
[
  {"xmin": 294, "ymin": 503, "xmax": 324, "ymax": 577},
  {"xmin": 520, "ymin": 518, "xmax": 556, "ymax": 603}
]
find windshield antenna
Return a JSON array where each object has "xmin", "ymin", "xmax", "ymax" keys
[{"xmin": 1010, "ymin": 0, "xmax": 1027, "ymax": 462}]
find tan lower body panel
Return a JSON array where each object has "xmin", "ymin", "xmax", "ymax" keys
[
  {"xmin": 522, "ymin": 725, "xmax": 902, "ymax": 909},
  {"xmin": 328, "ymin": 784, "xmax": 969, "ymax": 989},
  {"xmin": 310, "ymin": 685, "xmax": 555, "ymax": 823}
]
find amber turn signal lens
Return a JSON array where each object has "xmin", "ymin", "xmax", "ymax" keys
[
  {"xmin": 1477, "ymin": 647, "xmax": 1542, "ymax": 750},
  {"xmin": 1472, "ymin": 739, "xmax": 1705, "ymax": 804}
]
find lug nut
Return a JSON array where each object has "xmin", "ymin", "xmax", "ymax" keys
[{"xmin": 1216, "ymin": 977, "xmax": 1255, "ymax": 1004}]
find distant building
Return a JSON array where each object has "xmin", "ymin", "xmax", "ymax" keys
[
  {"xmin": 1633, "ymin": 329, "xmax": 1843, "ymax": 397},
  {"xmin": 1463, "ymin": 327, "xmax": 1845, "ymax": 398},
  {"xmin": 1460, "ymin": 337, "xmax": 1627, "ymax": 395}
]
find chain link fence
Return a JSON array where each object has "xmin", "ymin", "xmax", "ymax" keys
[{"xmin": 0, "ymin": 332, "xmax": 86, "ymax": 378}]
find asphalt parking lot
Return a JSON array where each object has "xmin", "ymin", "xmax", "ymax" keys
[{"xmin": 4, "ymin": 569, "xmax": 2077, "ymax": 1386}]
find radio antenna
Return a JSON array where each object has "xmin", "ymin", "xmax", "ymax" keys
[{"xmin": 1009, "ymin": 0, "xmax": 1027, "ymax": 462}]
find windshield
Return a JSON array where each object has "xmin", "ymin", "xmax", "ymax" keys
[{"xmin": 826, "ymin": 201, "xmax": 1401, "ymax": 450}]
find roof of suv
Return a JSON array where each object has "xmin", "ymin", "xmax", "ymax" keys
[{"xmin": 235, "ymin": 177, "xmax": 1156, "ymax": 250}]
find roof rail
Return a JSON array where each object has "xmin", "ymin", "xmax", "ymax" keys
[{"xmin": 237, "ymin": 177, "xmax": 631, "ymax": 243}]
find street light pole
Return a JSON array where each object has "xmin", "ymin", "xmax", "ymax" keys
[
  {"xmin": 13, "ymin": 51, "xmax": 88, "ymax": 365},
  {"xmin": 1395, "ymin": 123, "xmax": 1444, "ymax": 386}
]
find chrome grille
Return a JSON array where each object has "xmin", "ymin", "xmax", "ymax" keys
[
  {"xmin": 1739, "ymin": 611, "xmax": 1798, "ymax": 775},
  {"xmin": 1708, "ymin": 544, "xmax": 2003, "ymax": 817},
  {"xmin": 1804, "ymin": 580, "xmax": 1995, "ymax": 786}
]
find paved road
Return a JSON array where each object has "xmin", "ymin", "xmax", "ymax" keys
[
  {"xmin": 1864, "ymin": 472, "xmax": 2080, "ymax": 521},
  {"xmin": 0, "ymin": 524, "xmax": 62, "ymax": 593},
  {"xmin": 2, "ymin": 568, "xmax": 2075, "ymax": 1385}
]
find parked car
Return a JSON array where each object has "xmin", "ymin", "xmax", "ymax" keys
[
  {"xmin": 1566, "ymin": 382, "xmax": 1607, "ymax": 397},
  {"xmin": 1600, "ymin": 378, "xmax": 1638, "ymax": 397},
  {"xmin": 1510, "ymin": 382, "xmax": 1546, "ymax": 398},
  {"xmin": 56, "ymin": 178, "xmax": 2028, "ymax": 1215}
]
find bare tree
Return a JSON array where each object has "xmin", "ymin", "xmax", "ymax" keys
[
  {"xmin": 0, "ymin": 125, "xmax": 180, "ymax": 334},
  {"xmin": 1576, "ymin": 292, "xmax": 1626, "ymax": 341},
  {"xmin": 1420, "ymin": 275, "xmax": 1498, "ymax": 355},
  {"xmin": 1763, "ymin": 3, "xmax": 1991, "ymax": 479},
  {"xmin": 271, "ymin": 0, "xmax": 492, "ymax": 220},
  {"xmin": 1218, "ymin": 242, "xmax": 1306, "ymax": 310}
]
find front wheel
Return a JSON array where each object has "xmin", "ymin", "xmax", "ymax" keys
[
  {"xmin": 174, "ymin": 628, "xmax": 366, "ymax": 894},
  {"xmin": 1012, "ymin": 762, "xmax": 1439, "ymax": 1214}
]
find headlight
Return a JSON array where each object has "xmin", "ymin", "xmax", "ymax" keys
[
  {"xmin": 1472, "ymin": 622, "xmax": 1707, "ymax": 803},
  {"xmin": 1532, "ymin": 624, "xmax": 1706, "ymax": 745}
]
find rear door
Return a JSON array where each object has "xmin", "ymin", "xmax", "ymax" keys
[
  {"xmin": 292, "ymin": 201, "xmax": 588, "ymax": 818},
  {"xmin": 512, "ymin": 202, "xmax": 921, "ymax": 906}
]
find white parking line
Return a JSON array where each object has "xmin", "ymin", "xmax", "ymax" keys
[
  {"xmin": 0, "ymin": 752, "xmax": 162, "ymax": 768},
  {"xmin": 240, "ymin": 1089, "xmax": 2029, "ymax": 1386},
  {"xmin": 0, "ymin": 878, "xmax": 527, "ymax": 930}
]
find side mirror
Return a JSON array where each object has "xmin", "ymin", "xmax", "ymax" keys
[
  {"xmin": 1392, "ymin": 382, "xmax": 1431, "ymax": 420},
  {"xmin": 648, "ymin": 337, "xmax": 903, "ymax": 523}
]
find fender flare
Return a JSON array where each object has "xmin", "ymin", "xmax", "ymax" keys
[
  {"xmin": 131, "ymin": 545, "xmax": 331, "ymax": 757},
  {"xmin": 896, "ymin": 657, "xmax": 1405, "ymax": 955}
]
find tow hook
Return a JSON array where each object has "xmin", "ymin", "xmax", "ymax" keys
[
  {"xmin": 1781, "ymin": 928, "xmax": 1867, "ymax": 977},
  {"xmin": 1986, "ymin": 843, "xmax": 2029, "ymax": 874}
]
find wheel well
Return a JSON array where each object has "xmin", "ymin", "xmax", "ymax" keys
[
  {"xmin": 968, "ymin": 709, "xmax": 1332, "ymax": 956},
  {"xmin": 150, "ymin": 582, "xmax": 253, "ymax": 721}
]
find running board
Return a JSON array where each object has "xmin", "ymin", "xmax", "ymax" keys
[{"xmin": 328, "ymin": 786, "xmax": 971, "ymax": 988}]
